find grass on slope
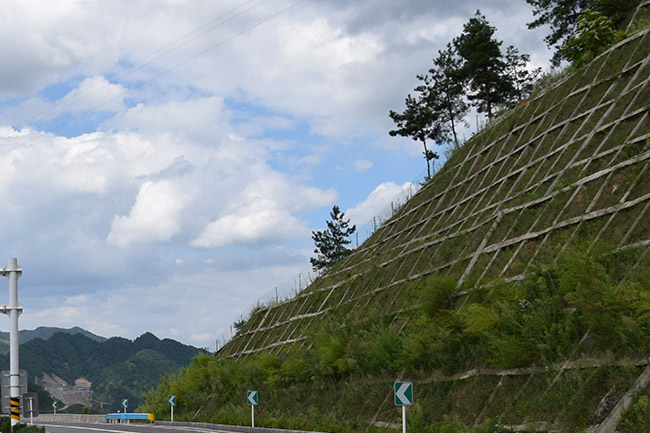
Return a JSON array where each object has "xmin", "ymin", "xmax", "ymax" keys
[{"xmin": 142, "ymin": 242, "xmax": 650, "ymax": 431}]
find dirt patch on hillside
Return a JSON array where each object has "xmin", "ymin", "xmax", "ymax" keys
[{"xmin": 41, "ymin": 373, "xmax": 92, "ymax": 408}]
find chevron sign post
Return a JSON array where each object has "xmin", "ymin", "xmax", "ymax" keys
[
  {"xmin": 247, "ymin": 390, "xmax": 258, "ymax": 405},
  {"xmin": 168, "ymin": 395, "xmax": 176, "ymax": 422},
  {"xmin": 247, "ymin": 391, "xmax": 258, "ymax": 427},
  {"xmin": 394, "ymin": 382, "xmax": 413, "ymax": 406},
  {"xmin": 394, "ymin": 382, "xmax": 413, "ymax": 433}
]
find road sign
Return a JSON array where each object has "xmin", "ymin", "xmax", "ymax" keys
[
  {"xmin": 168, "ymin": 395, "xmax": 176, "ymax": 422},
  {"xmin": 122, "ymin": 399, "xmax": 128, "ymax": 409},
  {"xmin": 394, "ymin": 381, "xmax": 413, "ymax": 406},
  {"xmin": 247, "ymin": 390, "xmax": 258, "ymax": 406},
  {"xmin": 247, "ymin": 391, "xmax": 258, "ymax": 428},
  {"xmin": 52, "ymin": 401, "xmax": 57, "ymax": 409},
  {"xmin": 1, "ymin": 370, "xmax": 27, "ymax": 414},
  {"xmin": 22, "ymin": 392, "xmax": 38, "ymax": 418}
]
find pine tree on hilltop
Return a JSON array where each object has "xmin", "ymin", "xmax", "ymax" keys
[
  {"xmin": 427, "ymin": 43, "xmax": 469, "ymax": 148},
  {"xmin": 389, "ymin": 91, "xmax": 441, "ymax": 179},
  {"xmin": 454, "ymin": 11, "xmax": 513, "ymax": 120},
  {"xmin": 310, "ymin": 206, "xmax": 356, "ymax": 272}
]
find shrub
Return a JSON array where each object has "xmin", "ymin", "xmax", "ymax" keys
[
  {"xmin": 620, "ymin": 394, "xmax": 650, "ymax": 432},
  {"xmin": 563, "ymin": 9, "xmax": 626, "ymax": 66},
  {"xmin": 418, "ymin": 274, "xmax": 459, "ymax": 316},
  {"xmin": 461, "ymin": 303, "xmax": 500, "ymax": 335},
  {"xmin": 0, "ymin": 419, "xmax": 45, "ymax": 433}
]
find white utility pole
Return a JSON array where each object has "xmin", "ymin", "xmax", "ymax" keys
[{"xmin": 1, "ymin": 258, "xmax": 23, "ymax": 426}]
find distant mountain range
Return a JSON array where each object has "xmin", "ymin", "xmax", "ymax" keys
[
  {"xmin": 0, "ymin": 326, "xmax": 106, "ymax": 346},
  {"xmin": 0, "ymin": 327, "xmax": 200, "ymax": 412}
]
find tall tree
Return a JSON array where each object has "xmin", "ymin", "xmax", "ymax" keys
[
  {"xmin": 389, "ymin": 91, "xmax": 442, "ymax": 179},
  {"xmin": 503, "ymin": 46, "xmax": 542, "ymax": 106},
  {"xmin": 310, "ymin": 205, "xmax": 356, "ymax": 272},
  {"xmin": 454, "ymin": 11, "xmax": 513, "ymax": 120},
  {"xmin": 426, "ymin": 44, "xmax": 469, "ymax": 147}
]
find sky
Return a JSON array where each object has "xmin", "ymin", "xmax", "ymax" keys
[{"xmin": 0, "ymin": 0, "xmax": 551, "ymax": 350}]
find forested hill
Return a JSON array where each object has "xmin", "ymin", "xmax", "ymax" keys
[{"xmin": 0, "ymin": 331, "xmax": 199, "ymax": 412}]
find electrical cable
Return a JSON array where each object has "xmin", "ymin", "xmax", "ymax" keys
[
  {"xmin": 0, "ymin": 0, "xmax": 307, "ymax": 157},
  {"xmin": 10, "ymin": 0, "xmax": 269, "ymax": 132},
  {"xmin": 9, "ymin": 0, "xmax": 207, "ymax": 118},
  {"xmin": 0, "ymin": 0, "xmax": 305, "ymax": 156}
]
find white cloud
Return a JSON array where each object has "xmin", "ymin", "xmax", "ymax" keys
[
  {"xmin": 234, "ymin": 115, "xmax": 295, "ymax": 137},
  {"xmin": 60, "ymin": 75, "xmax": 126, "ymax": 114},
  {"xmin": 107, "ymin": 180, "xmax": 187, "ymax": 247},
  {"xmin": 22, "ymin": 260, "xmax": 310, "ymax": 346},
  {"xmin": 189, "ymin": 333, "xmax": 214, "ymax": 345},
  {"xmin": 191, "ymin": 198, "xmax": 310, "ymax": 248},
  {"xmin": 237, "ymin": 16, "xmax": 386, "ymax": 135},
  {"xmin": 354, "ymin": 159, "xmax": 373, "ymax": 172},
  {"xmin": 108, "ymin": 97, "xmax": 230, "ymax": 144},
  {"xmin": 241, "ymin": 174, "xmax": 337, "ymax": 213},
  {"xmin": 346, "ymin": 181, "xmax": 419, "ymax": 228}
]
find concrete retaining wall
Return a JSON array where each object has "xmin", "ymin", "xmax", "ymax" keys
[
  {"xmin": 26, "ymin": 414, "xmax": 107, "ymax": 423},
  {"xmin": 155, "ymin": 420, "xmax": 324, "ymax": 433},
  {"xmin": 24, "ymin": 415, "xmax": 323, "ymax": 433}
]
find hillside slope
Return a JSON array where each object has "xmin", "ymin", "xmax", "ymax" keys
[
  {"xmin": 144, "ymin": 3, "xmax": 650, "ymax": 432},
  {"xmin": 225, "ymin": 5, "xmax": 650, "ymax": 363}
]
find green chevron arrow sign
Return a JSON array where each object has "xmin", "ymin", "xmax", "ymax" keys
[
  {"xmin": 247, "ymin": 390, "xmax": 258, "ymax": 406},
  {"xmin": 394, "ymin": 381, "xmax": 413, "ymax": 406}
]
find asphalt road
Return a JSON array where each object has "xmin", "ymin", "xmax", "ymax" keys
[{"xmin": 39, "ymin": 422, "xmax": 237, "ymax": 433}]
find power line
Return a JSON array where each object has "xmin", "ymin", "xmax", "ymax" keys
[
  {"xmin": 1, "ymin": 0, "xmax": 307, "ymax": 157},
  {"xmin": 10, "ymin": 0, "xmax": 270, "ymax": 132},
  {"xmin": 8, "ymin": 0, "xmax": 209, "ymax": 119},
  {"xmin": 0, "ymin": 0, "xmax": 305, "ymax": 156}
]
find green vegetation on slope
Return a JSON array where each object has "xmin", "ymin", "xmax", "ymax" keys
[{"xmin": 142, "ymin": 243, "xmax": 650, "ymax": 431}]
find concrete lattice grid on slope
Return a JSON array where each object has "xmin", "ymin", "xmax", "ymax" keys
[{"xmin": 221, "ymin": 22, "xmax": 650, "ymax": 363}]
